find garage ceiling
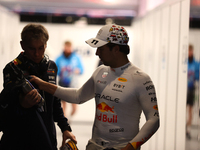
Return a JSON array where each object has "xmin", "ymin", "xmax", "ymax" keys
[
  {"xmin": 1, "ymin": 0, "xmax": 200, "ymax": 27},
  {"xmin": 0, "ymin": 0, "xmax": 139, "ymax": 17}
]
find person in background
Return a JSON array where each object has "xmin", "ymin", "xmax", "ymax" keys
[
  {"xmin": 0, "ymin": 23, "xmax": 76, "ymax": 150},
  {"xmin": 56, "ymin": 41, "xmax": 84, "ymax": 118},
  {"xmin": 30, "ymin": 24, "xmax": 160, "ymax": 150},
  {"xmin": 186, "ymin": 44, "xmax": 199, "ymax": 140}
]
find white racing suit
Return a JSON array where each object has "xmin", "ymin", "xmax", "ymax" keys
[{"xmin": 54, "ymin": 62, "xmax": 159, "ymax": 150}]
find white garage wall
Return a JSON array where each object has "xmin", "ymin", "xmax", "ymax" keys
[
  {"xmin": 132, "ymin": 0, "xmax": 189, "ymax": 150},
  {"xmin": 0, "ymin": 5, "xmax": 20, "ymax": 91},
  {"xmin": 176, "ymin": 1, "xmax": 190, "ymax": 149}
]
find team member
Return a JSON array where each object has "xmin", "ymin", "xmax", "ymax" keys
[
  {"xmin": 0, "ymin": 23, "xmax": 76, "ymax": 150},
  {"xmin": 56, "ymin": 41, "xmax": 84, "ymax": 118},
  {"xmin": 30, "ymin": 24, "xmax": 160, "ymax": 150},
  {"xmin": 186, "ymin": 44, "xmax": 199, "ymax": 139}
]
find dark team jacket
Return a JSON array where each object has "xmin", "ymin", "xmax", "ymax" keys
[{"xmin": 0, "ymin": 52, "xmax": 71, "ymax": 150}]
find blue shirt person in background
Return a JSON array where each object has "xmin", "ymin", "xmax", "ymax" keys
[
  {"xmin": 56, "ymin": 41, "xmax": 84, "ymax": 118},
  {"xmin": 186, "ymin": 44, "xmax": 199, "ymax": 140}
]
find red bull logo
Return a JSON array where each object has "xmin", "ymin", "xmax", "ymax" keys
[
  {"xmin": 97, "ymin": 102, "xmax": 114, "ymax": 113},
  {"xmin": 96, "ymin": 113, "xmax": 117, "ymax": 123},
  {"xmin": 96, "ymin": 102, "xmax": 117, "ymax": 123}
]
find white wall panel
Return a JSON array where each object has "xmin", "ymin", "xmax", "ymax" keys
[
  {"xmin": 0, "ymin": 5, "xmax": 20, "ymax": 91},
  {"xmin": 165, "ymin": 3, "xmax": 180, "ymax": 150},
  {"xmin": 141, "ymin": 12, "xmax": 160, "ymax": 150},
  {"xmin": 132, "ymin": 19, "xmax": 146, "ymax": 70},
  {"xmin": 150, "ymin": 10, "xmax": 162, "ymax": 150},
  {"xmin": 157, "ymin": 6, "xmax": 170, "ymax": 150},
  {"xmin": 176, "ymin": 0, "xmax": 189, "ymax": 150},
  {"xmin": 133, "ymin": 1, "xmax": 189, "ymax": 149},
  {"xmin": 143, "ymin": 14, "xmax": 154, "ymax": 76},
  {"xmin": 132, "ymin": 21, "xmax": 142, "ymax": 67}
]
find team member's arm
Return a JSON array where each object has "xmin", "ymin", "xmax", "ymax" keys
[
  {"xmin": 128, "ymin": 75, "xmax": 160, "ymax": 150},
  {"xmin": 30, "ymin": 75, "xmax": 95, "ymax": 104},
  {"xmin": 30, "ymin": 75, "xmax": 57, "ymax": 95},
  {"xmin": 3, "ymin": 63, "xmax": 40, "ymax": 109},
  {"xmin": 19, "ymin": 89, "xmax": 41, "ymax": 108}
]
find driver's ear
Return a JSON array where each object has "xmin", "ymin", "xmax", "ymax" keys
[{"xmin": 113, "ymin": 45, "xmax": 120, "ymax": 53}]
